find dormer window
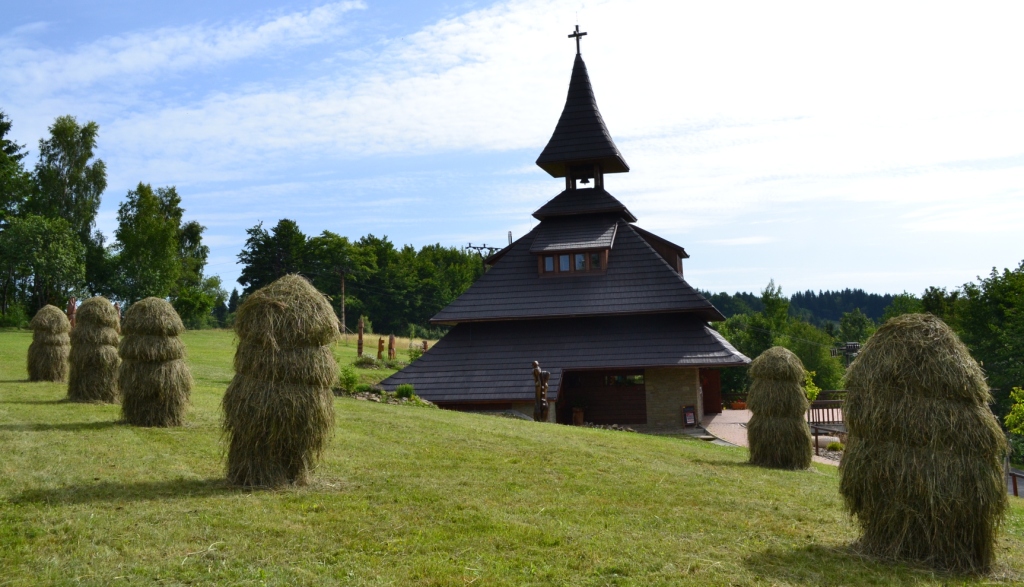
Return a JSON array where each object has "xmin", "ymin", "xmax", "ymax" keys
[{"xmin": 539, "ymin": 249, "xmax": 608, "ymax": 276}]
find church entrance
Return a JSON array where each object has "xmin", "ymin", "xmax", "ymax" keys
[{"xmin": 557, "ymin": 369, "xmax": 647, "ymax": 425}]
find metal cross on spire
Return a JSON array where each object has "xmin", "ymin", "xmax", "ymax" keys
[{"xmin": 568, "ymin": 24, "xmax": 587, "ymax": 55}]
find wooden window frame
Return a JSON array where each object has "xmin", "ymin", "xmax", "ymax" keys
[{"xmin": 538, "ymin": 249, "xmax": 609, "ymax": 277}]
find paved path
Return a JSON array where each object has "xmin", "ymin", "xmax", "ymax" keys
[{"xmin": 703, "ymin": 409, "xmax": 839, "ymax": 467}]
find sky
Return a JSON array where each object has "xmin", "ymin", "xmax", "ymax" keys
[{"xmin": 2, "ymin": 0, "xmax": 1023, "ymax": 297}]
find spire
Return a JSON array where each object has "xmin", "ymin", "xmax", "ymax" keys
[{"xmin": 535, "ymin": 52, "xmax": 629, "ymax": 179}]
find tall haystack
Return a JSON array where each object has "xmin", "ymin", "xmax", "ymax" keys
[
  {"xmin": 840, "ymin": 313, "xmax": 1007, "ymax": 572},
  {"xmin": 222, "ymin": 274, "xmax": 339, "ymax": 487},
  {"xmin": 746, "ymin": 346, "xmax": 812, "ymax": 470},
  {"xmin": 67, "ymin": 296, "xmax": 121, "ymax": 403},
  {"xmin": 28, "ymin": 305, "xmax": 71, "ymax": 382},
  {"xmin": 118, "ymin": 297, "xmax": 192, "ymax": 427}
]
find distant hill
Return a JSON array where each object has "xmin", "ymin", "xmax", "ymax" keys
[{"xmin": 702, "ymin": 288, "xmax": 896, "ymax": 324}]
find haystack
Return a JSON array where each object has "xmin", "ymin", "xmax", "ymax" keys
[
  {"xmin": 840, "ymin": 313, "xmax": 1006, "ymax": 572},
  {"xmin": 118, "ymin": 297, "xmax": 192, "ymax": 426},
  {"xmin": 67, "ymin": 296, "xmax": 120, "ymax": 403},
  {"xmin": 27, "ymin": 305, "xmax": 71, "ymax": 382},
  {"xmin": 746, "ymin": 346, "xmax": 812, "ymax": 469},
  {"xmin": 222, "ymin": 274, "xmax": 339, "ymax": 487}
]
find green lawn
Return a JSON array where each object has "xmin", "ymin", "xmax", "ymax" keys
[{"xmin": 1, "ymin": 329, "xmax": 1022, "ymax": 586}]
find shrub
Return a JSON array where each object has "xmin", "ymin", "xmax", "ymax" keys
[
  {"xmin": 395, "ymin": 384, "xmax": 415, "ymax": 399},
  {"xmin": 222, "ymin": 275, "xmax": 339, "ymax": 488},
  {"xmin": 840, "ymin": 313, "xmax": 1006, "ymax": 572},
  {"xmin": 118, "ymin": 297, "xmax": 192, "ymax": 427},
  {"xmin": 353, "ymin": 383, "xmax": 375, "ymax": 394},
  {"xmin": 826, "ymin": 441, "xmax": 845, "ymax": 452},
  {"xmin": 746, "ymin": 346, "xmax": 812, "ymax": 470},
  {"xmin": 407, "ymin": 347, "xmax": 423, "ymax": 361},
  {"xmin": 27, "ymin": 305, "xmax": 70, "ymax": 382},
  {"xmin": 67, "ymin": 297, "xmax": 121, "ymax": 403},
  {"xmin": 803, "ymin": 370, "xmax": 821, "ymax": 401},
  {"xmin": 0, "ymin": 304, "xmax": 29, "ymax": 328},
  {"xmin": 338, "ymin": 365, "xmax": 358, "ymax": 392},
  {"xmin": 353, "ymin": 356, "xmax": 379, "ymax": 369},
  {"xmin": 382, "ymin": 358, "xmax": 405, "ymax": 370}
]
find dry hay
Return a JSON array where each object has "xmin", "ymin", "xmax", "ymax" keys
[
  {"xmin": 747, "ymin": 346, "xmax": 812, "ymax": 470},
  {"xmin": 118, "ymin": 297, "xmax": 192, "ymax": 427},
  {"xmin": 222, "ymin": 274, "xmax": 339, "ymax": 488},
  {"xmin": 27, "ymin": 305, "xmax": 70, "ymax": 382},
  {"xmin": 839, "ymin": 313, "xmax": 1006, "ymax": 573},
  {"xmin": 67, "ymin": 297, "xmax": 120, "ymax": 403}
]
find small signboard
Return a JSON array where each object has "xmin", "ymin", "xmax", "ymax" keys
[{"xmin": 683, "ymin": 405, "xmax": 696, "ymax": 427}]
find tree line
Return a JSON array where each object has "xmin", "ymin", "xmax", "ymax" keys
[
  {"xmin": 0, "ymin": 111, "xmax": 223, "ymax": 327},
  {"xmin": 710, "ymin": 265, "xmax": 1024, "ymax": 420},
  {"xmin": 234, "ymin": 218, "xmax": 485, "ymax": 337}
]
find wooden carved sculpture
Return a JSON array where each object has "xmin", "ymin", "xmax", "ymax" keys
[
  {"xmin": 388, "ymin": 334, "xmax": 396, "ymax": 360},
  {"xmin": 66, "ymin": 297, "xmax": 77, "ymax": 328},
  {"xmin": 532, "ymin": 361, "xmax": 550, "ymax": 422},
  {"xmin": 377, "ymin": 337, "xmax": 384, "ymax": 361}
]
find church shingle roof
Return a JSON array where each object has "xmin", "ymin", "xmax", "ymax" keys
[
  {"xmin": 535, "ymin": 54, "xmax": 629, "ymax": 178},
  {"xmin": 532, "ymin": 187, "xmax": 636, "ymax": 222},
  {"xmin": 528, "ymin": 214, "xmax": 618, "ymax": 253},
  {"xmin": 381, "ymin": 314, "xmax": 749, "ymax": 403},
  {"xmin": 431, "ymin": 220, "xmax": 723, "ymax": 324}
]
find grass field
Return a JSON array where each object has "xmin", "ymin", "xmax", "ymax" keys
[{"xmin": 1, "ymin": 329, "xmax": 1023, "ymax": 585}]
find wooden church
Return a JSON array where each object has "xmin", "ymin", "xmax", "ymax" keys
[{"xmin": 382, "ymin": 30, "xmax": 750, "ymax": 427}]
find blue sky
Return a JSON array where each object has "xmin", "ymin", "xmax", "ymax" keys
[{"xmin": 3, "ymin": 0, "xmax": 1024, "ymax": 297}]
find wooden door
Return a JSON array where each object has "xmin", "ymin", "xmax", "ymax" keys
[
  {"xmin": 559, "ymin": 370, "xmax": 647, "ymax": 425},
  {"xmin": 700, "ymin": 369, "xmax": 722, "ymax": 415}
]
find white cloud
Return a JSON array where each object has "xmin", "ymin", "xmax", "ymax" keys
[{"xmin": 0, "ymin": 2, "xmax": 365, "ymax": 96}]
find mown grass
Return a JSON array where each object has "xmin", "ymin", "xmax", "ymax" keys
[{"xmin": 1, "ymin": 329, "xmax": 1023, "ymax": 586}]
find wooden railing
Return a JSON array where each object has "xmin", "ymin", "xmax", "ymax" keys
[{"xmin": 807, "ymin": 399, "xmax": 844, "ymax": 426}]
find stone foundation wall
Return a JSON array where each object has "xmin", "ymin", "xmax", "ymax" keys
[{"xmin": 645, "ymin": 367, "xmax": 702, "ymax": 426}]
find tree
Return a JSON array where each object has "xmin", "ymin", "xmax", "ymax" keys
[
  {"xmin": 839, "ymin": 308, "xmax": 875, "ymax": 343},
  {"xmin": 881, "ymin": 292, "xmax": 923, "ymax": 322},
  {"xmin": 0, "ymin": 215, "xmax": 85, "ymax": 312},
  {"xmin": 237, "ymin": 219, "xmax": 307, "ymax": 294},
  {"xmin": 27, "ymin": 115, "xmax": 107, "ymax": 242},
  {"xmin": 921, "ymin": 286, "xmax": 963, "ymax": 328},
  {"xmin": 173, "ymin": 275, "xmax": 226, "ymax": 329},
  {"xmin": 0, "ymin": 111, "xmax": 31, "ymax": 227},
  {"xmin": 305, "ymin": 231, "xmax": 375, "ymax": 332},
  {"xmin": 957, "ymin": 263, "xmax": 1024, "ymax": 414},
  {"xmin": 228, "ymin": 288, "xmax": 240, "ymax": 313},
  {"xmin": 177, "ymin": 221, "xmax": 209, "ymax": 289},
  {"xmin": 113, "ymin": 183, "xmax": 182, "ymax": 303}
]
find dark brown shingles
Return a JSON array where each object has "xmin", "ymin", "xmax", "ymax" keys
[
  {"xmin": 532, "ymin": 187, "xmax": 636, "ymax": 222},
  {"xmin": 381, "ymin": 313, "xmax": 750, "ymax": 403},
  {"xmin": 431, "ymin": 221, "xmax": 724, "ymax": 324},
  {"xmin": 529, "ymin": 215, "xmax": 618, "ymax": 253},
  {"xmin": 535, "ymin": 54, "xmax": 629, "ymax": 177}
]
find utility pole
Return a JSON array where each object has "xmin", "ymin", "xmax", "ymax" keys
[{"xmin": 340, "ymin": 270, "xmax": 346, "ymax": 341}]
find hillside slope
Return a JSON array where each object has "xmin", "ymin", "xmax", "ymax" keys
[{"xmin": 0, "ymin": 329, "xmax": 1022, "ymax": 585}]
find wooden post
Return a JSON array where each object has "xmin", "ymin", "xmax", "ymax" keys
[
  {"xmin": 388, "ymin": 334, "xmax": 396, "ymax": 360},
  {"xmin": 340, "ymin": 271, "xmax": 346, "ymax": 341},
  {"xmin": 423, "ymin": 340, "xmax": 428, "ymax": 351},
  {"xmin": 357, "ymin": 317, "xmax": 364, "ymax": 357}
]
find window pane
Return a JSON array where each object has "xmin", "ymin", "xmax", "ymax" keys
[
  {"xmin": 559, "ymin": 254, "xmax": 570, "ymax": 271},
  {"xmin": 575, "ymin": 253, "xmax": 586, "ymax": 271},
  {"xmin": 590, "ymin": 252, "xmax": 601, "ymax": 270},
  {"xmin": 544, "ymin": 256, "xmax": 554, "ymax": 272}
]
